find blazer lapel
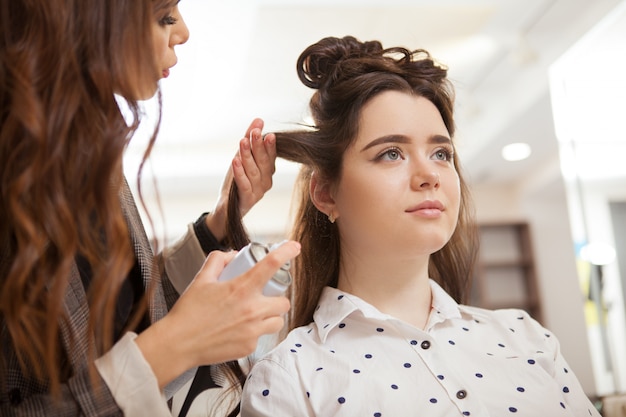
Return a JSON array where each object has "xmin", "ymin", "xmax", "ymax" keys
[{"xmin": 118, "ymin": 177, "xmax": 166, "ymax": 324}]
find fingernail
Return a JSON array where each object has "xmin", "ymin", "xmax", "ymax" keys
[{"xmin": 250, "ymin": 128, "xmax": 260, "ymax": 141}]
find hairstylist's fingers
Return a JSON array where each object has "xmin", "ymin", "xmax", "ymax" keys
[
  {"xmin": 233, "ymin": 118, "xmax": 265, "ymax": 193},
  {"xmin": 232, "ymin": 140, "xmax": 257, "ymax": 218},
  {"xmin": 258, "ymin": 315, "xmax": 288, "ymax": 336},
  {"xmin": 243, "ymin": 117, "xmax": 264, "ymax": 139},
  {"xmin": 219, "ymin": 119, "xmax": 262, "ymax": 192},
  {"xmin": 196, "ymin": 249, "xmax": 237, "ymax": 284},
  {"xmin": 231, "ymin": 153, "xmax": 248, "ymax": 190},
  {"xmin": 232, "ymin": 140, "xmax": 252, "ymax": 192},
  {"xmin": 239, "ymin": 133, "xmax": 261, "ymax": 185},
  {"xmin": 250, "ymin": 128, "xmax": 276, "ymax": 178},
  {"xmin": 238, "ymin": 240, "xmax": 300, "ymax": 290},
  {"xmin": 266, "ymin": 296, "xmax": 291, "ymax": 317},
  {"xmin": 249, "ymin": 131, "xmax": 276, "ymax": 195},
  {"xmin": 262, "ymin": 132, "xmax": 277, "ymax": 168}
]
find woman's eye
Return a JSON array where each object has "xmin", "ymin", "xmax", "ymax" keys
[
  {"xmin": 159, "ymin": 15, "xmax": 177, "ymax": 26},
  {"xmin": 434, "ymin": 149, "xmax": 453, "ymax": 161},
  {"xmin": 378, "ymin": 148, "xmax": 402, "ymax": 161}
]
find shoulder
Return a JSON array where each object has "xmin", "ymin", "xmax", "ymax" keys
[
  {"xmin": 461, "ymin": 304, "xmax": 542, "ymax": 327},
  {"xmin": 459, "ymin": 304, "xmax": 557, "ymax": 347},
  {"xmin": 252, "ymin": 324, "xmax": 317, "ymax": 370}
]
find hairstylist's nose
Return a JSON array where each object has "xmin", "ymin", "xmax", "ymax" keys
[{"xmin": 172, "ymin": 11, "xmax": 190, "ymax": 46}]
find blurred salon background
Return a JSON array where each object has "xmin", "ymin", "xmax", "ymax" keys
[{"xmin": 124, "ymin": 0, "xmax": 626, "ymax": 411}]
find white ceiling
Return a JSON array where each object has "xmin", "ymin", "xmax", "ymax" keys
[{"xmin": 124, "ymin": 0, "xmax": 625, "ymax": 237}]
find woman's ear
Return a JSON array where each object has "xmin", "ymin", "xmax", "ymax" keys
[{"xmin": 310, "ymin": 171, "xmax": 338, "ymax": 222}]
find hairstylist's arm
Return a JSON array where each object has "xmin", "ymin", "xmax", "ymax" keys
[
  {"xmin": 205, "ymin": 118, "xmax": 277, "ymax": 242},
  {"xmin": 136, "ymin": 240, "xmax": 299, "ymax": 389}
]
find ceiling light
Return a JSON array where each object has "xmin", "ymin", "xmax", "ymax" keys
[{"xmin": 501, "ymin": 142, "xmax": 531, "ymax": 161}]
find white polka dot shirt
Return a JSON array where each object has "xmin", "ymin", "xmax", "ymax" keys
[{"xmin": 241, "ymin": 280, "xmax": 600, "ymax": 417}]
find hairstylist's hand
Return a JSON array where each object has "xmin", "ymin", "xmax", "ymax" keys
[
  {"xmin": 135, "ymin": 240, "xmax": 299, "ymax": 389},
  {"xmin": 206, "ymin": 118, "xmax": 277, "ymax": 241}
]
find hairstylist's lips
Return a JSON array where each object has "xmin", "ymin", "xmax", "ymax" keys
[
  {"xmin": 162, "ymin": 68, "xmax": 170, "ymax": 78},
  {"xmin": 406, "ymin": 200, "xmax": 444, "ymax": 218}
]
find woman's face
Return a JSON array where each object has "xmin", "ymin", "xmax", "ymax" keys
[
  {"xmin": 330, "ymin": 90, "xmax": 460, "ymax": 259},
  {"xmin": 141, "ymin": 3, "xmax": 189, "ymax": 98}
]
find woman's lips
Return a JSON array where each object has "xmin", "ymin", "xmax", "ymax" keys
[{"xmin": 406, "ymin": 200, "xmax": 444, "ymax": 218}]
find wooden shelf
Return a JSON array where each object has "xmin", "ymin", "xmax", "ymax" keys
[{"xmin": 471, "ymin": 222, "xmax": 542, "ymax": 323}]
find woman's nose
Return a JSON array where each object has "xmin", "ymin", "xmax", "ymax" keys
[{"xmin": 410, "ymin": 168, "xmax": 440, "ymax": 190}]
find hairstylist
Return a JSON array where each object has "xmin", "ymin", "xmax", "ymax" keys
[{"xmin": 0, "ymin": 1, "xmax": 299, "ymax": 416}]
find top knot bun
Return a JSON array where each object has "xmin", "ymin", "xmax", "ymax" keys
[
  {"xmin": 295, "ymin": 36, "xmax": 443, "ymax": 93},
  {"xmin": 296, "ymin": 36, "xmax": 386, "ymax": 89}
]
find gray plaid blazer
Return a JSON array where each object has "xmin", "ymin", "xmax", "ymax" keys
[{"xmin": 1, "ymin": 179, "xmax": 191, "ymax": 416}]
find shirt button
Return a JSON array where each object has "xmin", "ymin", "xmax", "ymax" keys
[
  {"xmin": 420, "ymin": 340, "xmax": 431, "ymax": 350},
  {"xmin": 456, "ymin": 389, "xmax": 467, "ymax": 399}
]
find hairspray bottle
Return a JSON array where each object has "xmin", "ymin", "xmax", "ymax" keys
[{"xmin": 217, "ymin": 242, "xmax": 292, "ymax": 296}]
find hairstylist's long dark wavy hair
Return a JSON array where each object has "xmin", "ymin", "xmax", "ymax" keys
[
  {"xmin": 226, "ymin": 36, "xmax": 479, "ymax": 331},
  {"xmin": 0, "ymin": 0, "xmax": 175, "ymax": 396}
]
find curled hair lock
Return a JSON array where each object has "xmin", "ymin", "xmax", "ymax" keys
[{"xmin": 297, "ymin": 36, "xmax": 385, "ymax": 89}]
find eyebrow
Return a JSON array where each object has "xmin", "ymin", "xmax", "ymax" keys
[{"xmin": 360, "ymin": 134, "xmax": 452, "ymax": 152}]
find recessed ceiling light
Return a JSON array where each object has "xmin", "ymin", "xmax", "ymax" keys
[{"xmin": 501, "ymin": 142, "xmax": 532, "ymax": 161}]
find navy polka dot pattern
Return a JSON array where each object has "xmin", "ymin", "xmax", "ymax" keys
[{"xmin": 241, "ymin": 280, "xmax": 601, "ymax": 417}]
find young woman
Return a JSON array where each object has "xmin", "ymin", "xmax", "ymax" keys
[
  {"xmin": 0, "ymin": 1, "xmax": 299, "ymax": 415},
  {"xmin": 236, "ymin": 36, "xmax": 600, "ymax": 416}
]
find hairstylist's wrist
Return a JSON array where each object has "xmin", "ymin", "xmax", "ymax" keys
[
  {"xmin": 134, "ymin": 317, "xmax": 192, "ymax": 390},
  {"xmin": 205, "ymin": 203, "xmax": 227, "ymax": 242}
]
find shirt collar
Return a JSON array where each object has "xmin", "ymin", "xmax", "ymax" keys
[
  {"xmin": 429, "ymin": 279, "xmax": 462, "ymax": 318},
  {"xmin": 313, "ymin": 279, "xmax": 485, "ymax": 342}
]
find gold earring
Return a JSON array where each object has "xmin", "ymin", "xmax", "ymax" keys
[{"xmin": 328, "ymin": 212, "xmax": 335, "ymax": 223}]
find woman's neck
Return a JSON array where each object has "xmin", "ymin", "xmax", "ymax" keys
[{"xmin": 337, "ymin": 252, "xmax": 433, "ymax": 330}]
